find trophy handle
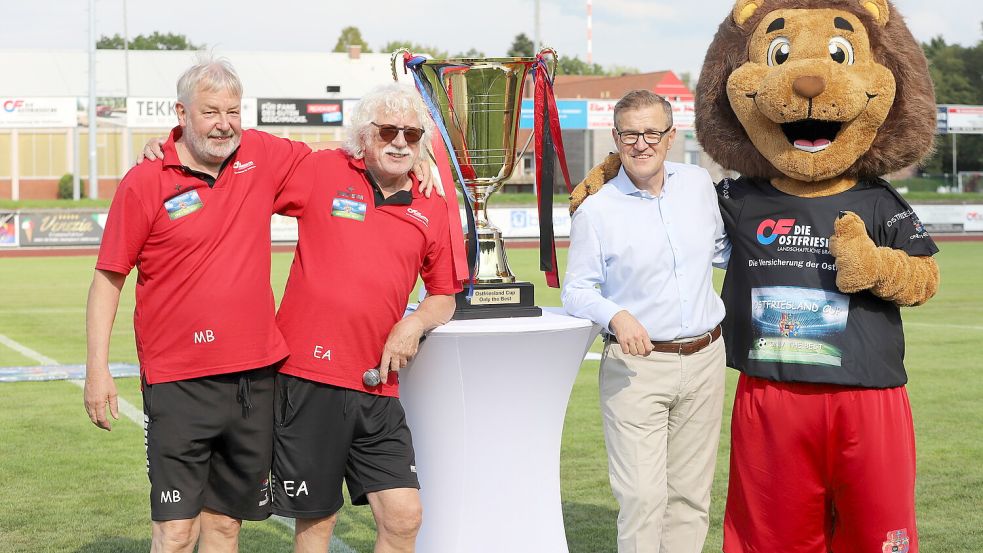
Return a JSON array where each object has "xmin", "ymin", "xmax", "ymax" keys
[
  {"xmin": 537, "ymin": 47, "xmax": 559, "ymax": 79},
  {"xmin": 513, "ymin": 48, "xmax": 559, "ymax": 172},
  {"xmin": 390, "ymin": 48, "xmax": 413, "ymax": 81}
]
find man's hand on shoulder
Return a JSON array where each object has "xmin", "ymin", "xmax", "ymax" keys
[
  {"xmin": 609, "ymin": 310, "xmax": 653, "ymax": 357},
  {"xmin": 137, "ymin": 137, "xmax": 166, "ymax": 164},
  {"xmin": 414, "ymin": 155, "xmax": 445, "ymax": 199},
  {"xmin": 84, "ymin": 366, "xmax": 119, "ymax": 431}
]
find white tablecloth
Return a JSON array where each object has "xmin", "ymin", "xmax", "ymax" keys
[{"xmin": 400, "ymin": 308, "xmax": 601, "ymax": 553}]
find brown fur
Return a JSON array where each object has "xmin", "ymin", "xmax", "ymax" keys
[
  {"xmin": 695, "ymin": 0, "xmax": 936, "ymax": 180},
  {"xmin": 829, "ymin": 212, "xmax": 938, "ymax": 305}
]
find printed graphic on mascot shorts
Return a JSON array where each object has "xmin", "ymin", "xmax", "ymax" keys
[
  {"xmin": 882, "ymin": 529, "xmax": 910, "ymax": 553},
  {"xmin": 164, "ymin": 189, "xmax": 204, "ymax": 220},
  {"xmin": 749, "ymin": 286, "xmax": 849, "ymax": 366},
  {"xmin": 331, "ymin": 198, "xmax": 367, "ymax": 222}
]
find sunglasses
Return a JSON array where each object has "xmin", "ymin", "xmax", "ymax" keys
[{"xmin": 371, "ymin": 122, "xmax": 425, "ymax": 144}]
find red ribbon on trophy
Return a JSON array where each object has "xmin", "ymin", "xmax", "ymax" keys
[{"xmin": 533, "ymin": 50, "xmax": 573, "ymax": 288}]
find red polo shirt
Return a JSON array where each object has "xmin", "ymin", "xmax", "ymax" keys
[
  {"xmin": 96, "ymin": 127, "xmax": 310, "ymax": 384},
  {"xmin": 275, "ymin": 149, "xmax": 463, "ymax": 397}
]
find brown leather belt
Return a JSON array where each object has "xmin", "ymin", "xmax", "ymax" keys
[{"xmin": 607, "ymin": 324, "xmax": 722, "ymax": 355}]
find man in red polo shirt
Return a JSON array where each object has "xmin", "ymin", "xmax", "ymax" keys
[
  {"xmin": 84, "ymin": 57, "xmax": 311, "ymax": 552},
  {"xmin": 270, "ymin": 83, "xmax": 461, "ymax": 553}
]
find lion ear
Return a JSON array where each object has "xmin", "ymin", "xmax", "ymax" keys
[
  {"xmin": 731, "ymin": 0, "xmax": 762, "ymax": 28},
  {"xmin": 859, "ymin": 0, "xmax": 890, "ymax": 26}
]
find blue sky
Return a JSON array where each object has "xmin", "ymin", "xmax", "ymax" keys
[{"xmin": 3, "ymin": 0, "xmax": 980, "ymax": 81}]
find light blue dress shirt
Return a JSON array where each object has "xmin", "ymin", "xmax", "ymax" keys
[{"xmin": 561, "ymin": 162, "xmax": 730, "ymax": 340}]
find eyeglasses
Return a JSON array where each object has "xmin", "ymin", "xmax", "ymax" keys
[
  {"xmin": 372, "ymin": 122, "xmax": 425, "ymax": 144},
  {"xmin": 615, "ymin": 125, "xmax": 673, "ymax": 146}
]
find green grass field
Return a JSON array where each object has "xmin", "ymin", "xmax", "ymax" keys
[{"xmin": 0, "ymin": 243, "xmax": 981, "ymax": 552}]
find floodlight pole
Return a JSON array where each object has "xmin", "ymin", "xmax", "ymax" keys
[
  {"xmin": 88, "ymin": 0, "xmax": 99, "ymax": 199},
  {"xmin": 587, "ymin": 0, "xmax": 593, "ymax": 65},
  {"xmin": 952, "ymin": 133, "xmax": 958, "ymax": 191}
]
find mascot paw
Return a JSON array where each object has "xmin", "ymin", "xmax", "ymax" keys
[
  {"xmin": 830, "ymin": 211, "xmax": 879, "ymax": 293},
  {"xmin": 569, "ymin": 153, "xmax": 622, "ymax": 214}
]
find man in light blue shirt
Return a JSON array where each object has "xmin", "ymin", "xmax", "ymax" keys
[{"xmin": 562, "ymin": 90, "xmax": 729, "ymax": 553}]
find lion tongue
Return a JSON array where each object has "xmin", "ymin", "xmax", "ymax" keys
[{"xmin": 793, "ymin": 138, "xmax": 831, "ymax": 152}]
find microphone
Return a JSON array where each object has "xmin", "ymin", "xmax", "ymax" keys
[
  {"xmin": 363, "ymin": 368, "xmax": 382, "ymax": 387},
  {"xmin": 363, "ymin": 334, "xmax": 428, "ymax": 387}
]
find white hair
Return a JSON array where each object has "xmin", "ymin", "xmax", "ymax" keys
[
  {"xmin": 176, "ymin": 54, "xmax": 242, "ymax": 105},
  {"xmin": 344, "ymin": 83, "xmax": 434, "ymax": 159}
]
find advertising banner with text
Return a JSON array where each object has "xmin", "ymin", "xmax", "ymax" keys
[
  {"xmin": 0, "ymin": 98, "xmax": 77, "ymax": 128},
  {"xmin": 258, "ymin": 99, "xmax": 343, "ymax": 126}
]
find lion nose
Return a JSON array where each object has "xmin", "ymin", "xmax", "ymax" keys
[{"xmin": 793, "ymin": 76, "xmax": 826, "ymax": 99}]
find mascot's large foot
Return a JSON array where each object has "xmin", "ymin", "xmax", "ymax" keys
[{"xmin": 830, "ymin": 211, "xmax": 940, "ymax": 306}]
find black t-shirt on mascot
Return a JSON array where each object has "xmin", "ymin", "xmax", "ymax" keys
[{"xmin": 716, "ymin": 176, "xmax": 938, "ymax": 388}]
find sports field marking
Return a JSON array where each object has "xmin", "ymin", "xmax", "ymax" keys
[
  {"xmin": 68, "ymin": 379, "xmax": 144, "ymax": 426},
  {"xmin": 0, "ymin": 332, "xmax": 59, "ymax": 366},
  {"xmin": 0, "ymin": 331, "xmax": 143, "ymax": 441},
  {"xmin": 0, "ymin": 331, "xmax": 359, "ymax": 552},
  {"xmin": 4, "ymin": 307, "xmax": 84, "ymax": 314},
  {"xmin": 906, "ymin": 322, "xmax": 983, "ymax": 332}
]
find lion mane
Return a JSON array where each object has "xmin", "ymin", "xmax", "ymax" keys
[{"xmin": 694, "ymin": 0, "xmax": 936, "ymax": 180}]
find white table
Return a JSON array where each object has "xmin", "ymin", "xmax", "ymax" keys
[{"xmin": 399, "ymin": 308, "xmax": 601, "ymax": 553}]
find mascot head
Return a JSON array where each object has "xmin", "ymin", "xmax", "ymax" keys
[{"xmin": 694, "ymin": 0, "xmax": 936, "ymax": 183}]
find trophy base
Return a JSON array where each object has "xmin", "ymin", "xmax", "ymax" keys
[{"xmin": 452, "ymin": 281, "xmax": 542, "ymax": 320}]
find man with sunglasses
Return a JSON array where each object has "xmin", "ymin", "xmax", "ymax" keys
[
  {"xmin": 270, "ymin": 82, "xmax": 461, "ymax": 553},
  {"xmin": 562, "ymin": 90, "xmax": 730, "ymax": 553}
]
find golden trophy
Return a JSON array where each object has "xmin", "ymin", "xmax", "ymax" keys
[{"xmin": 395, "ymin": 50, "xmax": 560, "ymax": 319}]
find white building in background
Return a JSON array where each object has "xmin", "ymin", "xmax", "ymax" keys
[{"xmin": 0, "ymin": 47, "xmax": 400, "ymax": 200}]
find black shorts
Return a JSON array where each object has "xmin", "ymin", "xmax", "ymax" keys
[
  {"xmin": 142, "ymin": 366, "xmax": 275, "ymax": 522},
  {"xmin": 272, "ymin": 373, "xmax": 420, "ymax": 518}
]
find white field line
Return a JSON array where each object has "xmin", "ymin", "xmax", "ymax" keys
[
  {"xmin": 0, "ymin": 332, "xmax": 358, "ymax": 551},
  {"xmin": 0, "ymin": 333, "xmax": 59, "ymax": 366},
  {"xmin": 905, "ymin": 322, "xmax": 983, "ymax": 332}
]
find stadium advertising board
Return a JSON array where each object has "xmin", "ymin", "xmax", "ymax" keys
[
  {"xmin": 18, "ymin": 211, "xmax": 106, "ymax": 246},
  {"xmin": 0, "ymin": 213, "xmax": 17, "ymax": 247},
  {"xmin": 0, "ymin": 98, "xmax": 76, "ymax": 128},
  {"xmin": 581, "ymin": 99, "xmax": 695, "ymax": 130},
  {"xmin": 126, "ymin": 97, "xmax": 258, "ymax": 128},
  {"xmin": 480, "ymin": 207, "xmax": 573, "ymax": 239},
  {"xmin": 258, "ymin": 99, "xmax": 343, "ymax": 126},
  {"xmin": 908, "ymin": 204, "xmax": 983, "ymax": 233},
  {"xmin": 519, "ymin": 100, "xmax": 589, "ymax": 129},
  {"xmin": 270, "ymin": 214, "xmax": 299, "ymax": 242},
  {"xmin": 936, "ymin": 105, "xmax": 983, "ymax": 134},
  {"xmin": 587, "ymin": 100, "xmax": 617, "ymax": 129}
]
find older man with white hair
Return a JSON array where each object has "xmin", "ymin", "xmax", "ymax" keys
[
  {"xmin": 85, "ymin": 57, "xmax": 311, "ymax": 552},
  {"xmin": 270, "ymin": 82, "xmax": 461, "ymax": 553}
]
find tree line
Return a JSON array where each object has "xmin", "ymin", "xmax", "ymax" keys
[
  {"xmin": 922, "ymin": 27, "xmax": 983, "ymax": 174},
  {"xmin": 97, "ymin": 25, "xmax": 983, "ymax": 172}
]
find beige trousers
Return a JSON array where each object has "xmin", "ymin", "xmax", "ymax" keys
[{"xmin": 599, "ymin": 337, "xmax": 725, "ymax": 553}]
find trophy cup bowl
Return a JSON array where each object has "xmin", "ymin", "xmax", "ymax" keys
[{"xmin": 401, "ymin": 53, "xmax": 555, "ymax": 318}]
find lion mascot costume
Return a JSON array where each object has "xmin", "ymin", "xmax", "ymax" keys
[{"xmin": 569, "ymin": 0, "xmax": 940, "ymax": 551}]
